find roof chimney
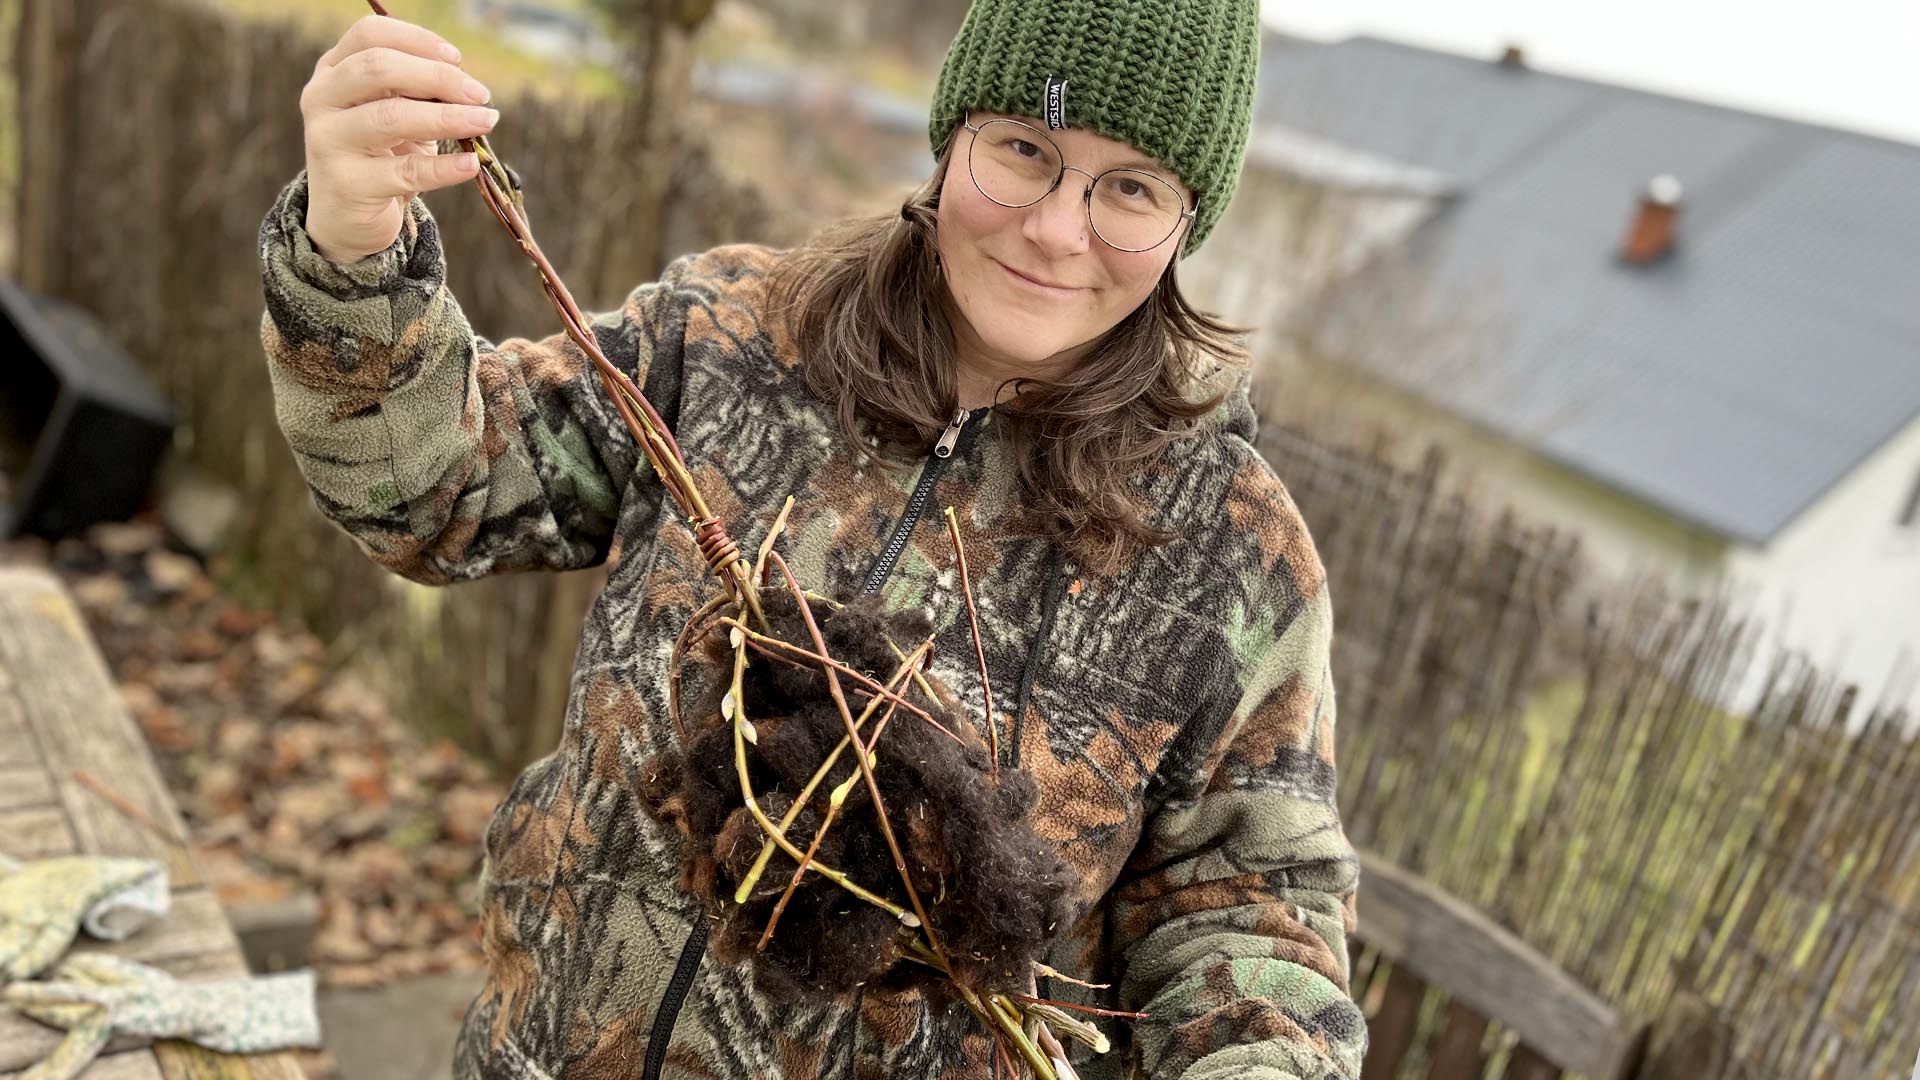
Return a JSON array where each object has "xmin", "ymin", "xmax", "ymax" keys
[
  {"xmin": 1497, "ymin": 43, "xmax": 1527, "ymax": 68},
  {"xmin": 1620, "ymin": 174, "xmax": 1684, "ymax": 265}
]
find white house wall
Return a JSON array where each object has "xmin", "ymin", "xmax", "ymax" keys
[{"xmin": 1725, "ymin": 410, "xmax": 1920, "ymax": 711}]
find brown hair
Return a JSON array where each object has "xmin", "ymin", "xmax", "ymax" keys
[{"xmin": 763, "ymin": 144, "xmax": 1251, "ymax": 576}]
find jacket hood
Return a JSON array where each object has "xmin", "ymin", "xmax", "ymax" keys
[{"xmin": 1194, "ymin": 361, "xmax": 1259, "ymax": 445}]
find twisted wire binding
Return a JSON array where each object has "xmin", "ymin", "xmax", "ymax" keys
[{"xmin": 693, "ymin": 516, "xmax": 744, "ymax": 579}]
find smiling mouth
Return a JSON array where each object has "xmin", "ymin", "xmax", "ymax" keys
[{"xmin": 995, "ymin": 260, "xmax": 1082, "ymax": 294}]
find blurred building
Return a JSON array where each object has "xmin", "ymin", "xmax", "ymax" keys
[
  {"xmin": 1183, "ymin": 33, "xmax": 1920, "ymax": 703},
  {"xmin": 463, "ymin": 0, "xmax": 621, "ymax": 67}
]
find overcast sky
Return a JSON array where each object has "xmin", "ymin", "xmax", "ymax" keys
[{"xmin": 1259, "ymin": 0, "xmax": 1920, "ymax": 146}]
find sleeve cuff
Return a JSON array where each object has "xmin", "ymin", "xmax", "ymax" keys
[{"xmin": 263, "ymin": 169, "xmax": 429, "ymax": 301}]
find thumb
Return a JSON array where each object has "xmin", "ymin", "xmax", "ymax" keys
[{"xmin": 395, "ymin": 146, "xmax": 480, "ymax": 199}]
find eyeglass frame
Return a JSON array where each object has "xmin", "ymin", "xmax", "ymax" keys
[{"xmin": 960, "ymin": 113, "xmax": 1199, "ymax": 253}]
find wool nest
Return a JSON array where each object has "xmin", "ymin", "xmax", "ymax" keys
[{"xmin": 639, "ymin": 590, "xmax": 1076, "ymax": 1003}]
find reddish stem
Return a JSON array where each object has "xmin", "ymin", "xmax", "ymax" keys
[
  {"xmin": 767, "ymin": 551, "xmax": 948, "ymax": 963},
  {"xmin": 723, "ymin": 620, "xmax": 961, "ymax": 742},
  {"xmin": 757, "ymin": 651, "xmax": 919, "ymax": 951},
  {"xmin": 944, "ymin": 508, "xmax": 998, "ymax": 779}
]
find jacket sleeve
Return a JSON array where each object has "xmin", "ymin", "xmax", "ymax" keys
[
  {"xmin": 1108, "ymin": 520, "xmax": 1367, "ymax": 1079},
  {"xmin": 257, "ymin": 169, "xmax": 689, "ymax": 584}
]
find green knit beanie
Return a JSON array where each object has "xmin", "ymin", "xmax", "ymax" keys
[{"xmin": 927, "ymin": 0, "xmax": 1261, "ymax": 257}]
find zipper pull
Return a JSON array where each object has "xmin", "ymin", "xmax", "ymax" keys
[{"xmin": 934, "ymin": 407, "xmax": 968, "ymax": 459}]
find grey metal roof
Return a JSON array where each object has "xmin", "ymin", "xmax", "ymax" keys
[{"xmin": 1254, "ymin": 34, "xmax": 1920, "ymax": 546}]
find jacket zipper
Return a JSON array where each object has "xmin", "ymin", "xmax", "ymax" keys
[
  {"xmin": 859, "ymin": 406, "xmax": 974, "ymax": 596},
  {"xmin": 643, "ymin": 916, "xmax": 711, "ymax": 1080}
]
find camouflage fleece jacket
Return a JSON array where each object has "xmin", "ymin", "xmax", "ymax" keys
[{"xmin": 258, "ymin": 170, "xmax": 1365, "ymax": 1080}]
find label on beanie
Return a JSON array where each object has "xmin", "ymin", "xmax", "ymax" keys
[{"xmin": 1043, "ymin": 74, "xmax": 1069, "ymax": 129}]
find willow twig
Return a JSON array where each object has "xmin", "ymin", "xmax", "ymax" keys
[
  {"xmin": 1032, "ymin": 1017, "xmax": 1082, "ymax": 1079},
  {"xmin": 71, "ymin": 770, "xmax": 189, "ymax": 851},
  {"xmin": 984, "ymin": 992, "xmax": 1057, "ymax": 1080},
  {"xmin": 943, "ymin": 506, "xmax": 997, "ymax": 777},
  {"xmin": 734, "ymin": 638, "xmax": 933, "ymax": 902},
  {"xmin": 719, "ymin": 619, "xmax": 952, "ymax": 736},
  {"xmin": 722, "ymin": 632, "xmax": 914, "ymax": 924},
  {"xmin": 757, "ymin": 644, "xmax": 922, "ymax": 950},
  {"xmin": 768, "ymin": 552, "xmax": 950, "ymax": 967},
  {"xmin": 1031, "ymin": 962, "xmax": 1110, "ymax": 990},
  {"xmin": 363, "ymin": 0, "xmax": 762, "ymax": 627},
  {"xmin": 1009, "ymin": 995, "xmax": 1148, "ymax": 1021},
  {"xmin": 754, "ymin": 496, "xmax": 797, "ymax": 585},
  {"xmin": 669, "ymin": 594, "xmax": 731, "ymax": 738}
]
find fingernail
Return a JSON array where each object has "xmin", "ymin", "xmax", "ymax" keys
[
  {"xmin": 481, "ymin": 107, "xmax": 500, "ymax": 127},
  {"xmin": 440, "ymin": 42, "xmax": 462, "ymax": 63},
  {"xmin": 462, "ymin": 76, "xmax": 490, "ymax": 103}
]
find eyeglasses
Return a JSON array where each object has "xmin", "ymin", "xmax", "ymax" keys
[{"xmin": 962, "ymin": 115, "xmax": 1197, "ymax": 253}]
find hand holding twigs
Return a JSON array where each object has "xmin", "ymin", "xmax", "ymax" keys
[
  {"xmin": 301, "ymin": 12, "xmax": 499, "ymax": 263},
  {"xmin": 355, "ymin": 0, "xmax": 762, "ymax": 622}
]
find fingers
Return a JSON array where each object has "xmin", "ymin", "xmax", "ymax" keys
[
  {"xmin": 16, "ymin": 1014, "xmax": 115, "ymax": 1080},
  {"xmin": 47, "ymin": 953, "xmax": 163, "ymax": 988},
  {"xmin": 311, "ymin": 96, "xmax": 499, "ymax": 156},
  {"xmin": 305, "ymin": 45, "xmax": 489, "ymax": 114},
  {"xmin": 319, "ymin": 12, "xmax": 460, "ymax": 70},
  {"xmin": 2, "ymin": 979, "xmax": 111, "ymax": 1009},
  {"xmin": 0, "ymin": 921, "xmax": 76, "ymax": 980},
  {"xmin": 333, "ymin": 148, "xmax": 483, "ymax": 201}
]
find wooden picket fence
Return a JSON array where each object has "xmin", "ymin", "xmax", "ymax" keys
[{"xmin": 1259, "ymin": 424, "xmax": 1919, "ymax": 1079}]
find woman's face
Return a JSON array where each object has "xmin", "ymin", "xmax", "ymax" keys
[{"xmin": 935, "ymin": 113, "xmax": 1194, "ymax": 388}]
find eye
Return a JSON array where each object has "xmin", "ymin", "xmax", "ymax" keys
[
  {"xmin": 1009, "ymin": 139, "xmax": 1044, "ymax": 160},
  {"xmin": 1113, "ymin": 177, "xmax": 1148, "ymax": 199}
]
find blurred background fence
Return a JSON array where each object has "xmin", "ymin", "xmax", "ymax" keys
[
  {"xmin": 6, "ymin": 0, "xmax": 1916, "ymax": 1076},
  {"xmin": 1261, "ymin": 424, "xmax": 1918, "ymax": 1078}
]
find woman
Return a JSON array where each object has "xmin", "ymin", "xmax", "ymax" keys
[{"xmin": 259, "ymin": 0, "xmax": 1366, "ymax": 1077}]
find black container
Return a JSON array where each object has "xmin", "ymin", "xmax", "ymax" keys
[{"xmin": 0, "ymin": 276, "xmax": 173, "ymax": 538}]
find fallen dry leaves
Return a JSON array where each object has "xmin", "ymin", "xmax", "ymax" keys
[{"xmin": 2, "ymin": 517, "xmax": 504, "ymax": 992}]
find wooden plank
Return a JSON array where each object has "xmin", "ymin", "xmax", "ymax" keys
[
  {"xmin": 78, "ymin": 888, "xmax": 249, "ymax": 973},
  {"xmin": 0, "ymin": 804, "xmax": 76, "ymax": 859},
  {"xmin": 155, "ymin": 1042, "xmax": 310, "ymax": 1080},
  {"xmin": 0, "ymin": 765, "xmax": 56, "ymax": 812},
  {"xmin": 0, "ymin": 664, "xmax": 33, "ymax": 770},
  {"xmin": 0, "ymin": 568, "xmax": 308, "ymax": 1078},
  {"xmin": 1356, "ymin": 850, "xmax": 1643, "ymax": 1080},
  {"xmin": 0, "ymin": 568, "xmax": 200, "ymax": 888},
  {"xmin": 1359, "ymin": 963, "xmax": 1426, "ymax": 1080},
  {"xmin": 17, "ymin": 1047, "xmax": 169, "ymax": 1080}
]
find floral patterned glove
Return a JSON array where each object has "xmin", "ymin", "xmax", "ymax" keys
[
  {"xmin": 0, "ymin": 854, "xmax": 169, "ymax": 979},
  {"xmin": 2, "ymin": 954, "xmax": 322, "ymax": 1080}
]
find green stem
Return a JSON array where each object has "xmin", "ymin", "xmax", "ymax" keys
[
  {"xmin": 737, "ymin": 639, "xmax": 930, "ymax": 905},
  {"xmin": 726, "ymin": 636, "xmax": 915, "ymax": 925},
  {"xmin": 767, "ymin": 553, "xmax": 949, "ymax": 963}
]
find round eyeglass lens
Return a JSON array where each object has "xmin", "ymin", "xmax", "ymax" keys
[
  {"xmin": 1088, "ymin": 170, "xmax": 1185, "ymax": 251},
  {"xmin": 969, "ymin": 119, "xmax": 1063, "ymax": 206},
  {"xmin": 968, "ymin": 119, "xmax": 1186, "ymax": 251}
]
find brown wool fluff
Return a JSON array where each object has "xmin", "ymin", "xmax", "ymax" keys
[{"xmin": 638, "ymin": 591, "xmax": 1076, "ymax": 1002}]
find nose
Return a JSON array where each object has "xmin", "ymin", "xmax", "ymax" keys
[{"xmin": 1019, "ymin": 166, "xmax": 1094, "ymax": 257}]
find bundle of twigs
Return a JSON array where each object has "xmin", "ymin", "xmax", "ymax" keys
[{"xmin": 357, "ymin": 5, "xmax": 1145, "ymax": 1073}]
